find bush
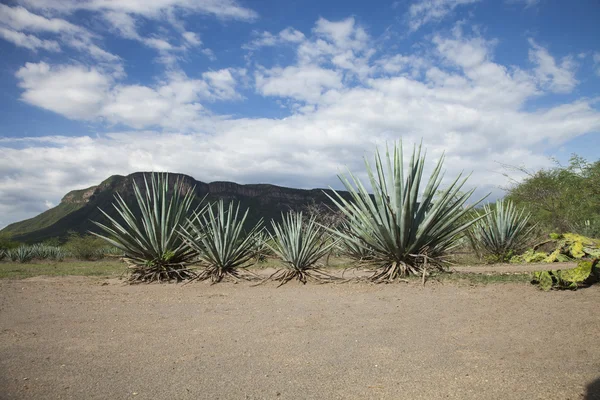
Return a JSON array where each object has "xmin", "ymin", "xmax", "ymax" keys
[{"xmin": 63, "ymin": 233, "xmax": 106, "ymax": 260}]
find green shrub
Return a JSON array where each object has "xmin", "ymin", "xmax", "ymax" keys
[{"xmin": 63, "ymin": 233, "xmax": 106, "ymax": 260}]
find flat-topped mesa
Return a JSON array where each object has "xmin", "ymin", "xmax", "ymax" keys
[{"xmin": 2, "ymin": 171, "xmax": 349, "ymax": 243}]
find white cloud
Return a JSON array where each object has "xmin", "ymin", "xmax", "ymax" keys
[
  {"xmin": 528, "ymin": 39, "xmax": 578, "ymax": 93},
  {"xmin": 0, "ymin": 27, "xmax": 61, "ymax": 51},
  {"xmin": 15, "ymin": 62, "xmax": 243, "ymax": 129},
  {"xmin": 593, "ymin": 52, "xmax": 600, "ymax": 76},
  {"xmin": 2, "ymin": 17, "xmax": 600, "ymax": 229},
  {"xmin": 505, "ymin": 0, "xmax": 540, "ymax": 8},
  {"xmin": 15, "ymin": 62, "xmax": 112, "ymax": 119},
  {"xmin": 255, "ymin": 65, "xmax": 343, "ymax": 104},
  {"xmin": 182, "ymin": 31, "xmax": 202, "ymax": 47},
  {"xmin": 0, "ymin": 4, "xmax": 119, "ymax": 63},
  {"xmin": 17, "ymin": 0, "xmax": 259, "ymax": 21},
  {"xmin": 244, "ymin": 27, "xmax": 305, "ymax": 50},
  {"xmin": 407, "ymin": 0, "xmax": 481, "ymax": 32}
]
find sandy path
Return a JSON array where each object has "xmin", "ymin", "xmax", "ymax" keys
[
  {"xmin": 1, "ymin": 277, "xmax": 599, "ymax": 400},
  {"xmin": 451, "ymin": 262, "xmax": 578, "ymax": 274}
]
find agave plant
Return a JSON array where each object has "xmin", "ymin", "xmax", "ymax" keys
[
  {"xmin": 327, "ymin": 141, "xmax": 485, "ymax": 282},
  {"xmin": 265, "ymin": 212, "xmax": 337, "ymax": 286},
  {"xmin": 468, "ymin": 199, "xmax": 535, "ymax": 263},
  {"xmin": 179, "ymin": 200, "xmax": 262, "ymax": 283},
  {"xmin": 9, "ymin": 246, "xmax": 34, "ymax": 263},
  {"xmin": 92, "ymin": 173, "xmax": 200, "ymax": 283}
]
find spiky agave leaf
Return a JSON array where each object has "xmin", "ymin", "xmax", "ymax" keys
[
  {"xmin": 179, "ymin": 200, "xmax": 263, "ymax": 283},
  {"xmin": 265, "ymin": 212, "xmax": 338, "ymax": 286},
  {"xmin": 327, "ymin": 140, "xmax": 486, "ymax": 282},
  {"xmin": 91, "ymin": 173, "xmax": 201, "ymax": 283},
  {"xmin": 469, "ymin": 199, "xmax": 535, "ymax": 262}
]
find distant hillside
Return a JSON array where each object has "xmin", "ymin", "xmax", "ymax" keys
[{"xmin": 1, "ymin": 172, "xmax": 350, "ymax": 243}]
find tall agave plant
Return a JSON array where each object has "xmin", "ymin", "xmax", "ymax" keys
[
  {"xmin": 469, "ymin": 199, "xmax": 535, "ymax": 262},
  {"xmin": 327, "ymin": 141, "xmax": 485, "ymax": 282},
  {"xmin": 179, "ymin": 200, "xmax": 263, "ymax": 283},
  {"xmin": 266, "ymin": 212, "xmax": 337, "ymax": 286},
  {"xmin": 92, "ymin": 173, "xmax": 200, "ymax": 283}
]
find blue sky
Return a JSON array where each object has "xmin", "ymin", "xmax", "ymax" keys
[{"xmin": 0, "ymin": 0, "xmax": 599, "ymax": 227}]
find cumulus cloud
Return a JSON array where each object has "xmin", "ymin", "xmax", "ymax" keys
[
  {"xmin": 16, "ymin": 62, "xmax": 112, "ymax": 119},
  {"xmin": 15, "ymin": 62, "xmax": 244, "ymax": 129},
  {"xmin": 255, "ymin": 65, "xmax": 343, "ymax": 104},
  {"xmin": 1, "ymin": 16, "xmax": 600, "ymax": 228}
]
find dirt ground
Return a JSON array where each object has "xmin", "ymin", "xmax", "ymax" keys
[{"xmin": 1, "ymin": 276, "xmax": 599, "ymax": 400}]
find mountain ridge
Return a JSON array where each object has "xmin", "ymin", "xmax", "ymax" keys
[{"xmin": 2, "ymin": 172, "xmax": 350, "ymax": 243}]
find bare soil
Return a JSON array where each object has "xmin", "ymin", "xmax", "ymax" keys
[{"xmin": 1, "ymin": 276, "xmax": 599, "ymax": 400}]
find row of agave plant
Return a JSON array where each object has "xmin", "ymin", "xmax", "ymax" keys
[
  {"xmin": 0, "ymin": 243, "xmax": 123, "ymax": 263},
  {"xmin": 91, "ymin": 141, "xmax": 536, "ymax": 284}
]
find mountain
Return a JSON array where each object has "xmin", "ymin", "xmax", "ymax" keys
[{"xmin": 1, "ymin": 172, "xmax": 351, "ymax": 244}]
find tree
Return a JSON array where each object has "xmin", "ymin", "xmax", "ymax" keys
[{"xmin": 506, "ymin": 155, "xmax": 600, "ymax": 237}]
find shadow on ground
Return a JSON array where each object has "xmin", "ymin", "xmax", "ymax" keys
[{"xmin": 585, "ymin": 378, "xmax": 600, "ymax": 399}]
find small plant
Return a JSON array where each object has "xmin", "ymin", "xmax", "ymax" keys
[
  {"xmin": 92, "ymin": 173, "xmax": 200, "ymax": 283},
  {"xmin": 265, "ymin": 212, "xmax": 337, "ymax": 286},
  {"xmin": 468, "ymin": 199, "xmax": 535, "ymax": 263},
  {"xmin": 328, "ymin": 141, "xmax": 485, "ymax": 282},
  {"xmin": 179, "ymin": 200, "xmax": 263, "ymax": 283}
]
